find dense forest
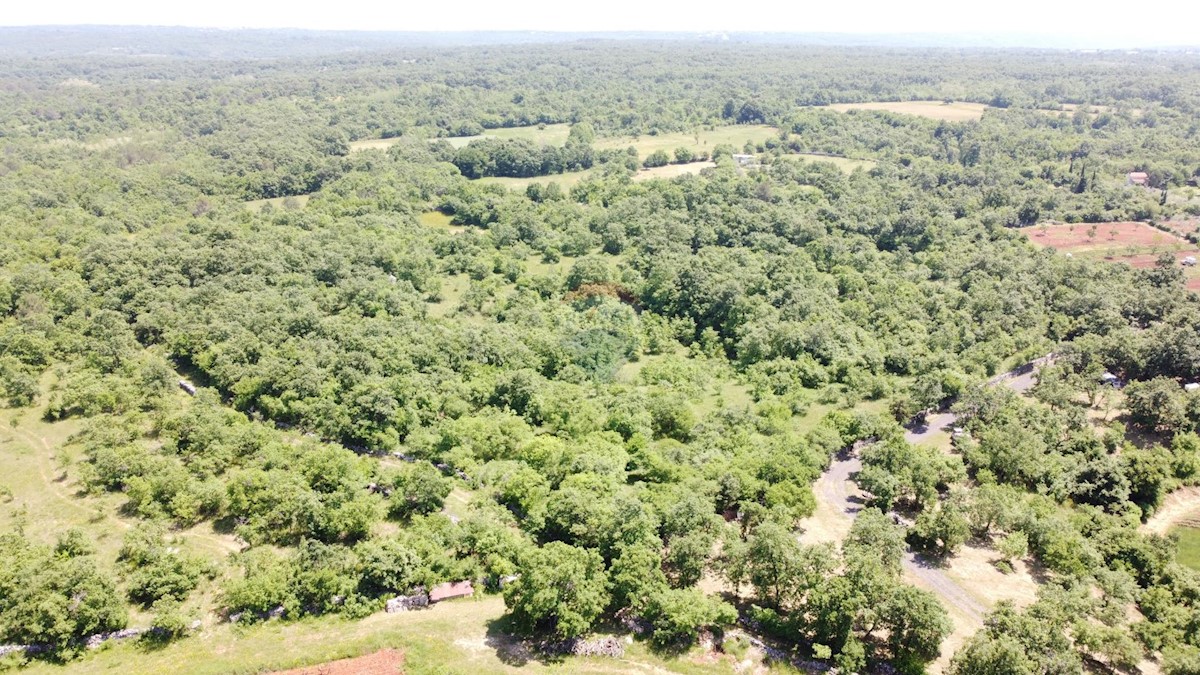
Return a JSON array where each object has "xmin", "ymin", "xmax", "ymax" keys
[{"xmin": 2, "ymin": 31, "xmax": 1200, "ymax": 675}]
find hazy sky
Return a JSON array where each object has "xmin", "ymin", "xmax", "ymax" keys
[{"xmin": 3, "ymin": 0, "xmax": 1196, "ymax": 46}]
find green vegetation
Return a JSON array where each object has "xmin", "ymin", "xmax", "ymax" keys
[
  {"xmin": 1176, "ymin": 527, "xmax": 1200, "ymax": 570},
  {"xmin": 3, "ymin": 29, "xmax": 1200, "ymax": 675}
]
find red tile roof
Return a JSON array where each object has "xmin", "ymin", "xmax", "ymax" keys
[{"xmin": 429, "ymin": 581, "xmax": 474, "ymax": 602}]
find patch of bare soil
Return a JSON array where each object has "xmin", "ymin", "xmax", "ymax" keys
[
  {"xmin": 1142, "ymin": 486, "xmax": 1200, "ymax": 535},
  {"xmin": 797, "ymin": 452, "xmax": 862, "ymax": 546},
  {"xmin": 270, "ymin": 648, "xmax": 404, "ymax": 675}
]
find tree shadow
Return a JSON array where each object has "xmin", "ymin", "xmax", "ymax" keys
[
  {"xmin": 211, "ymin": 515, "xmax": 240, "ymax": 536},
  {"xmin": 1025, "ymin": 557, "xmax": 1055, "ymax": 585},
  {"xmin": 483, "ymin": 616, "xmax": 563, "ymax": 667},
  {"xmin": 136, "ymin": 633, "xmax": 174, "ymax": 653},
  {"xmin": 905, "ymin": 549, "xmax": 954, "ymax": 570}
]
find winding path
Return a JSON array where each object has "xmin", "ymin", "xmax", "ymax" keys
[
  {"xmin": 903, "ymin": 356, "xmax": 1048, "ymax": 446},
  {"xmin": 802, "ymin": 355, "xmax": 1052, "ymax": 666}
]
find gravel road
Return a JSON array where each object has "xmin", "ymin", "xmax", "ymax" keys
[{"xmin": 812, "ymin": 355, "xmax": 1052, "ymax": 634}]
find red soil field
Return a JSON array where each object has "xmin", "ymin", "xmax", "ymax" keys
[
  {"xmin": 271, "ymin": 649, "xmax": 404, "ymax": 675},
  {"xmin": 1024, "ymin": 222, "xmax": 1200, "ymax": 292},
  {"xmin": 1024, "ymin": 221, "xmax": 1186, "ymax": 250},
  {"xmin": 1105, "ymin": 250, "xmax": 1200, "ymax": 269}
]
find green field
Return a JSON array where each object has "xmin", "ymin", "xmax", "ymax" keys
[
  {"xmin": 353, "ymin": 123, "xmax": 778, "ymax": 157},
  {"xmin": 595, "ymin": 124, "xmax": 780, "ymax": 156},
  {"xmin": 1176, "ymin": 526, "xmax": 1200, "ymax": 570},
  {"xmin": 15, "ymin": 594, "xmax": 745, "ymax": 675},
  {"xmin": 825, "ymin": 101, "xmax": 988, "ymax": 122},
  {"xmin": 477, "ymin": 169, "xmax": 594, "ymax": 191},
  {"xmin": 0, "ymin": 395, "xmax": 242, "ymax": 630},
  {"xmin": 779, "ymin": 153, "xmax": 876, "ymax": 173},
  {"xmin": 418, "ymin": 210, "xmax": 468, "ymax": 233},
  {"xmin": 350, "ymin": 124, "xmax": 572, "ymax": 153},
  {"xmin": 633, "ymin": 161, "xmax": 716, "ymax": 180}
]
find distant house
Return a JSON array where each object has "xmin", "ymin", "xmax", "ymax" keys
[
  {"xmin": 429, "ymin": 581, "xmax": 474, "ymax": 603},
  {"xmin": 1127, "ymin": 172, "xmax": 1150, "ymax": 186},
  {"xmin": 1185, "ymin": 383, "xmax": 1200, "ymax": 393}
]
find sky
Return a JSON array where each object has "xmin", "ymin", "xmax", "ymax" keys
[{"xmin": 3, "ymin": 0, "xmax": 1197, "ymax": 47}]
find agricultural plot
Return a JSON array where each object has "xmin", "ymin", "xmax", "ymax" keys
[
  {"xmin": 477, "ymin": 160, "xmax": 718, "ymax": 191},
  {"xmin": 632, "ymin": 160, "xmax": 715, "ymax": 180},
  {"xmin": 1177, "ymin": 527, "xmax": 1200, "ymax": 570},
  {"xmin": 477, "ymin": 168, "xmax": 592, "ymax": 190},
  {"xmin": 1143, "ymin": 487, "xmax": 1200, "ymax": 570},
  {"xmin": 417, "ymin": 210, "xmax": 468, "ymax": 234},
  {"xmin": 1023, "ymin": 221, "xmax": 1200, "ymax": 291},
  {"xmin": 1037, "ymin": 103, "xmax": 1116, "ymax": 118},
  {"xmin": 594, "ymin": 124, "xmax": 780, "ymax": 155},
  {"xmin": 350, "ymin": 124, "xmax": 571, "ymax": 152},
  {"xmin": 778, "ymin": 153, "xmax": 876, "ymax": 173},
  {"xmin": 825, "ymin": 101, "xmax": 989, "ymax": 122}
]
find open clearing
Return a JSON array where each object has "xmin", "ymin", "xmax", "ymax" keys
[
  {"xmin": 633, "ymin": 161, "xmax": 715, "ymax": 180},
  {"xmin": 350, "ymin": 124, "xmax": 572, "ymax": 152},
  {"xmin": 1025, "ymin": 221, "xmax": 1187, "ymax": 250},
  {"xmin": 477, "ymin": 169, "xmax": 593, "ymax": 191},
  {"xmin": 824, "ymin": 101, "xmax": 989, "ymax": 122},
  {"xmin": 779, "ymin": 153, "xmax": 876, "ymax": 173},
  {"xmin": 356, "ymin": 123, "xmax": 779, "ymax": 157},
  {"xmin": 1143, "ymin": 486, "xmax": 1200, "ymax": 536},
  {"xmin": 418, "ymin": 210, "xmax": 468, "ymax": 234},
  {"xmin": 21, "ymin": 596, "xmax": 731, "ymax": 675},
  {"xmin": 1146, "ymin": 486, "xmax": 1200, "ymax": 571},
  {"xmin": 1175, "ymin": 527, "xmax": 1200, "ymax": 571},
  {"xmin": 594, "ymin": 124, "xmax": 780, "ymax": 156},
  {"xmin": 478, "ymin": 160, "xmax": 718, "ymax": 191},
  {"xmin": 1023, "ymin": 221, "xmax": 1200, "ymax": 290},
  {"xmin": 271, "ymin": 648, "xmax": 404, "ymax": 675},
  {"xmin": 0, "ymin": 394, "xmax": 244, "ymax": 630}
]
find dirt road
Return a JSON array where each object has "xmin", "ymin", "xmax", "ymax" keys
[
  {"xmin": 804, "ymin": 355, "xmax": 1052, "ymax": 670},
  {"xmin": 806, "ymin": 450, "xmax": 987, "ymax": 620},
  {"xmin": 903, "ymin": 355, "xmax": 1050, "ymax": 445},
  {"xmin": 1142, "ymin": 486, "xmax": 1200, "ymax": 535}
]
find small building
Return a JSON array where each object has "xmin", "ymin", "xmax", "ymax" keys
[
  {"xmin": 1185, "ymin": 383, "xmax": 1200, "ymax": 393},
  {"xmin": 1127, "ymin": 172, "xmax": 1150, "ymax": 186},
  {"xmin": 1183, "ymin": 256, "xmax": 1197, "ymax": 267},
  {"xmin": 429, "ymin": 581, "xmax": 474, "ymax": 603}
]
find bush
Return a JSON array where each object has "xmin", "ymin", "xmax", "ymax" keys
[
  {"xmin": 643, "ymin": 588, "xmax": 736, "ymax": 648},
  {"xmin": 643, "ymin": 150, "xmax": 670, "ymax": 168}
]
